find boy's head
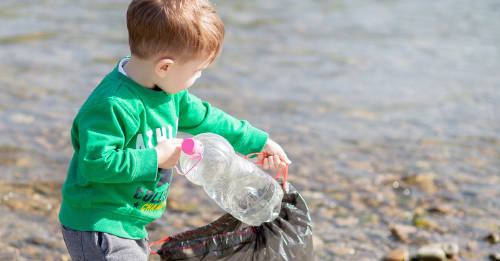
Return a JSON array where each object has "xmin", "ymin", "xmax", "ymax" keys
[
  {"xmin": 127, "ymin": 0, "xmax": 224, "ymax": 63},
  {"xmin": 126, "ymin": 0, "xmax": 224, "ymax": 93}
]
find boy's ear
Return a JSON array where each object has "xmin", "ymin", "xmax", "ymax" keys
[{"xmin": 155, "ymin": 58, "xmax": 175, "ymax": 78}]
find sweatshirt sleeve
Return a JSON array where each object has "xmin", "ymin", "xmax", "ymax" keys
[
  {"xmin": 75, "ymin": 98, "xmax": 158, "ymax": 183},
  {"xmin": 177, "ymin": 90, "xmax": 269, "ymax": 155}
]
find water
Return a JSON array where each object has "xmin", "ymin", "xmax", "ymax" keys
[{"xmin": 0, "ymin": 0, "xmax": 499, "ymax": 260}]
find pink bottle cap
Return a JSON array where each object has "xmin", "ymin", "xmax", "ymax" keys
[{"xmin": 181, "ymin": 138, "xmax": 201, "ymax": 155}]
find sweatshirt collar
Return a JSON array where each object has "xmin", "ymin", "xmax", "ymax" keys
[{"xmin": 109, "ymin": 58, "xmax": 173, "ymax": 104}]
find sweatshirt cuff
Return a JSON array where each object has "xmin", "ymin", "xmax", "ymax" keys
[
  {"xmin": 132, "ymin": 148, "xmax": 158, "ymax": 182},
  {"xmin": 239, "ymin": 126, "xmax": 269, "ymax": 156}
]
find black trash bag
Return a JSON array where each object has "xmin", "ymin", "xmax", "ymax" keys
[{"xmin": 154, "ymin": 182, "xmax": 313, "ymax": 261}]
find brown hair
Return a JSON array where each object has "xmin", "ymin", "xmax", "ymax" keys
[{"xmin": 127, "ymin": 0, "xmax": 224, "ymax": 63}]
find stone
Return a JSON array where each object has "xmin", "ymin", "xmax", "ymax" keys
[
  {"xmin": 185, "ymin": 216, "xmax": 207, "ymax": 227},
  {"xmin": 312, "ymin": 235, "xmax": 325, "ymax": 249},
  {"xmin": 427, "ymin": 204, "xmax": 454, "ymax": 215},
  {"xmin": 60, "ymin": 254, "xmax": 71, "ymax": 261},
  {"xmin": 329, "ymin": 243, "xmax": 355, "ymax": 256},
  {"xmin": 0, "ymin": 242, "xmax": 20, "ymax": 259},
  {"xmin": 403, "ymin": 173, "xmax": 436, "ymax": 194},
  {"xmin": 383, "ymin": 248, "xmax": 409, "ymax": 261},
  {"xmin": 390, "ymin": 224, "xmax": 417, "ymax": 242},
  {"xmin": 413, "ymin": 216, "xmax": 439, "ymax": 231},
  {"xmin": 465, "ymin": 241, "xmax": 477, "ymax": 251},
  {"xmin": 441, "ymin": 243, "xmax": 459, "ymax": 258},
  {"xmin": 25, "ymin": 236, "xmax": 59, "ymax": 249},
  {"xmin": 416, "ymin": 244, "xmax": 446, "ymax": 261},
  {"xmin": 490, "ymin": 253, "xmax": 500, "ymax": 261},
  {"xmin": 335, "ymin": 216, "xmax": 359, "ymax": 227},
  {"xmin": 485, "ymin": 233, "xmax": 500, "ymax": 244},
  {"xmin": 412, "ymin": 231, "xmax": 432, "ymax": 245}
]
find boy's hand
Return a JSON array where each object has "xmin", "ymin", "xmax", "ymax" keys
[
  {"xmin": 259, "ymin": 138, "xmax": 292, "ymax": 170},
  {"xmin": 155, "ymin": 138, "xmax": 183, "ymax": 169}
]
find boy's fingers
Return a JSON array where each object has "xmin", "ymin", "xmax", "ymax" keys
[
  {"xmin": 280, "ymin": 154, "xmax": 292, "ymax": 165},
  {"xmin": 273, "ymin": 155, "xmax": 281, "ymax": 169},
  {"xmin": 262, "ymin": 158, "xmax": 269, "ymax": 169},
  {"xmin": 268, "ymin": 155, "xmax": 275, "ymax": 169}
]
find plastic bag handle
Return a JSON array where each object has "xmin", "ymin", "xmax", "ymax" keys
[
  {"xmin": 244, "ymin": 152, "xmax": 288, "ymax": 191},
  {"xmin": 149, "ymin": 236, "xmax": 171, "ymax": 255}
]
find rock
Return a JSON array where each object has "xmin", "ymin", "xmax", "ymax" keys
[
  {"xmin": 412, "ymin": 231, "xmax": 432, "ymax": 246},
  {"xmin": 490, "ymin": 253, "xmax": 500, "ymax": 261},
  {"xmin": 403, "ymin": 173, "xmax": 436, "ymax": 194},
  {"xmin": 25, "ymin": 236, "xmax": 59, "ymax": 249},
  {"xmin": 485, "ymin": 233, "xmax": 500, "ymax": 244},
  {"xmin": 383, "ymin": 248, "xmax": 409, "ymax": 261},
  {"xmin": 312, "ymin": 235, "xmax": 324, "ymax": 249},
  {"xmin": 0, "ymin": 242, "xmax": 20, "ymax": 259},
  {"xmin": 413, "ymin": 215, "xmax": 439, "ymax": 231},
  {"xmin": 441, "ymin": 243, "xmax": 459, "ymax": 258},
  {"xmin": 185, "ymin": 216, "xmax": 207, "ymax": 227},
  {"xmin": 390, "ymin": 224, "xmax": 417, "ymax": 242},
  {"xmin": 335, "ymin": 216, "xmax": 359, "ymax": 227},
  {"xmin": 330, "ymin": 243, "xmax": 355, "ymax": 256},
  {"xmin": 416, "ymin": 244, "xmax": 446, "ymax": 261},
  {"xmin": 465, "ymin": 241, "xmax": 476, "ymax": 251},
  {"xmin": 427, "ymin": 204, "xmax": 454, "ymax": 215},
  {"xmin": 23, "ymin": 245, "xmax": 40, "ymax": 257},
  {"xmin": 60, "ymin": 254, "xmax": 71, "ymax": 261}
]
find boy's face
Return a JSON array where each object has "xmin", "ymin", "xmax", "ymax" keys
[{"xmin": 156, "ymin": 57, "xmax": 211, "ymax": 94}]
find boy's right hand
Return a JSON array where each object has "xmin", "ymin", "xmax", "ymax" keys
[{"xmin": 155, "ymin": 138, "xmax": 183, "ymax": 169}]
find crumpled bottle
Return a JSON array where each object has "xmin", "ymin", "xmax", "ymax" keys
[{"xmin": 176, "ymin": 133, "xmax": 283, "ymax": 226}]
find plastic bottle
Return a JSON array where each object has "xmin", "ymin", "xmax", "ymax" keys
[{"xmin": 176, "ymin": 133, "xmax": 283, "ymax": 226}]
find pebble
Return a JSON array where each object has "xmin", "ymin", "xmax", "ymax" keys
[
  {"xmin": 383, "ymin": 248, "xmax": 409, "ymax": 261},
  {"xmin": 410, "ymin": 231, "xmax": 431, "ymax": 246},
  {"xmin": 390, "ymin": 224, "xmax": 417, "ymax": 242},
  {"xmin": 427, "ymin": 204, "xmax": 454, "ymax": 215},
  {"xmin": 0, "ymin": 242, "xmax": 19, "ymax": 259},
  {"xmin": 416, "ymin": 244, "xmax": 446, "ymax": 261},
  {"xmin": 330, "ymin": 244, "xmax": 355, "ymax": 256},
  {"xmin": 403, "ymin": 173, "xmax": 436, "ymax": 194},
  {"xmin": 185, "ymin": 216, "xmax": 208, "ymax": 227},
  {"xmin": 335, "ymin": 216, "xmax": 359, "ymax": 227},
  {"xmin": 25, "ymin": 236, "xmax": 59, "ymax": 249},
  {"xmin": 312, "ymin": 235, "xmax": 325, "ymax": 249},
  {"xmin": 441, "ymin": 243, "xmax": 459, "ymax": 258},
  {"xmin": 490, "ymin": 253, "xmax": 500, "ymax": 261},
  {"xmin": 485, "ymin": 233, "xmax": 500, "ymax": 244},
  {"xmin": 465, "ymin": 241, "xmax": 477, "ymax": 251},
  {"xmin": 413, "ymin": 215, "xmax": 440, "ymax": 231}
]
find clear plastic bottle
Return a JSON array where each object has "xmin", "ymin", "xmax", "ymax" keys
[{"xmin": 177, "ymin": 133, "xmax": 283, "ymax": 226}]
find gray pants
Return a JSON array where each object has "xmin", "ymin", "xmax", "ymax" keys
[{"xmin": 61, "ymin": 225, "xmax": 150, "ymax": 261}]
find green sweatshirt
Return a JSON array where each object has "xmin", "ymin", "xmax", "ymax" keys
[{"xmin": 59, "ymin": 61, "xmax": 268, "ymax": 239}]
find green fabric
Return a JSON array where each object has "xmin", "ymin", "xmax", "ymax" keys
[{"xmin": 59, "ymin": 60, "xmax": 269, "ymax": 239}]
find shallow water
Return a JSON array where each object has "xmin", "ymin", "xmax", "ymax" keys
[{"xmin": 0, "ymin": 0, "xmax": 499, "ymax": 260}]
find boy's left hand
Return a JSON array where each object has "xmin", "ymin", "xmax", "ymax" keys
[{"xmin": 259, "ymin": 138, "xmax": 292, "ymax": 170}]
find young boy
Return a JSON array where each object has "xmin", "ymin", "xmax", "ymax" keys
[{"xmin": 59, "ymin": 0, "xmax": 291, "ymax": 260}]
